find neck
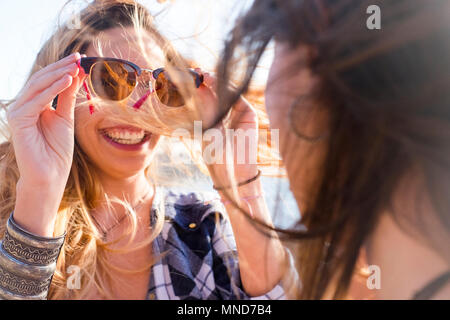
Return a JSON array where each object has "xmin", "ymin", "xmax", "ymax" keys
[
  {"xmin": 364, "ymin": 170, "xmax": 450, "ymax": 299},
  {"xmin": 92, "ymin": 170, "xmax": 154, "ymax": 224}
]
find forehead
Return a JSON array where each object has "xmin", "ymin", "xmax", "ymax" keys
[{"xmin": 85, "ymin": 27, "xmax": 166, "ymax": 69}]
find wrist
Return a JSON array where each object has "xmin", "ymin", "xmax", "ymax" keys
[
  {"xmin": 236, "ymin": 177, "xmax": 263, "ymax": 197},
  {"xmin": 14, "ymin": 180, "xmax": 64, "ymax": 237},
  {"xmin": 213, "ymin": 168, "xmax": 261, "ymax": 192}
]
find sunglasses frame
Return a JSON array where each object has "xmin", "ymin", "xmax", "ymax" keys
[{"xmin": 78, "ymin": 57, "xmax": 204, "ymax": 103}]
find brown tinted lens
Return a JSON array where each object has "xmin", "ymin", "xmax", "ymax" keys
[
  {"xmin": 90, "ymin": 61, "xmax": 137, "ymax": 101},
  {"xmin": 155, "ymin": 71, "xmax": 186, "ymax": 107}
]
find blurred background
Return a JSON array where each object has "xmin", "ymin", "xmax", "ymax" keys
[
  {"xmin": 0, "ymin": 0, "xmax": 273, "ymax": 100},
  {"xmin": 0, "ymin": 0, "xmax": 300, "ymax": 228}
]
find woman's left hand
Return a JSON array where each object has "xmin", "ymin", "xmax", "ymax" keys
[
  {"xmin": 195, "ymin": 70, "xmax": 286, "ymax": 297},
  {"xmin": 195, "ymin": 69, "xmax": 259, "ymax": 188}
]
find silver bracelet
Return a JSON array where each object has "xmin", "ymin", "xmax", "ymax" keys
[
  {"xmin": 4, "ymin": 212, "xmax": 66, "ymax": 265},
  {"xmin": 0, "ymin": 242, "xmax": 56, "ymax": 280},
  {"xmin": 0, "ymin": 285, "xmax": 47, "ymax": 300},
  {"xmin": 7, "ymin": 211, "xmax": 66, "ymax": 245},
  {"xmin": 0, "ymin": 212, "xmax": 66, "ymax": 299},
  {"xmin": 0, "ymin": 264, "xmax": 51, "ymax": 297}
]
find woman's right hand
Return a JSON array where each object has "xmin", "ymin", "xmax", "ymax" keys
[{"xmin": 6, "ymin": 52, "xmax": 85, "ymax": 237}]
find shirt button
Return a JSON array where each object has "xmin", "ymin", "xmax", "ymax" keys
[
  {"xmin": 148, "ymin": 293, "xmax": 155, "ymax": 300},
  {"xmin": 188, "ymin": 223, "xmax": 197, "ymax": 229}
]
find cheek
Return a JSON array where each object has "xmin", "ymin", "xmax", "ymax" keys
[
  {"xmin": 265, "ymin": 81, "xmax": 329, "ymax": 211},
  {"xmin": 265, "ymin": 66, "xmax": 293, "ymax": 138},
  {"xmin": 264, "ymin": 84, "xmax": 295, "ymax": 158},
  {"xmin": 264, "ymin": 89, "xmax": 285, "ymax": 130},
  {"xmin": 265, "ymin": 63, "xmax": 283, "ymax": 129}
]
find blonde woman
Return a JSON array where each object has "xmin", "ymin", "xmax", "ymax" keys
[{"xmin": 0, "ymin": 0, "xmax": 291, "ymax": 299}]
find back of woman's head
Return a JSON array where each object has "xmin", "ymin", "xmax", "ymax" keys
[{"xmin": 216, "ymin": 0, "xmax": 450, "ymax": 298}]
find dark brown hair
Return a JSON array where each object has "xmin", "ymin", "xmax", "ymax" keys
[{"xmin": 216, "ymin": 0, "xmax": 450, "ymax": 299}]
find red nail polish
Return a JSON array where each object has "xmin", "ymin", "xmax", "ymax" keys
[{"xmin": 77, "ymin": 59, "xmax": 85, "ymax": 76}]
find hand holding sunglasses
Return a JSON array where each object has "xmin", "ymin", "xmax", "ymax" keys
[
  {"xmin": 7, "ymin": 52, "xmax": 86, "ymax": 236},
  {"xmin": 77, "ymin": 57, "xmax": 204, "ymax": 113}
]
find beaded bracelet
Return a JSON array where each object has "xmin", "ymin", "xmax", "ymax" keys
[{"xmin": 212, "ymin": 169, "xmax": 261, "ymax": 191}]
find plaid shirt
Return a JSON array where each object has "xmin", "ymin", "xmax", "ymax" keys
[{"xmin": 146, "ymin": 187, "xmax": 287, "ymax": 300}]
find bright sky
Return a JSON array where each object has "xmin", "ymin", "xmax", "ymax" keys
[{"xmin": 0, "ymin": 0, "xmax": 273, "ymax": 101}]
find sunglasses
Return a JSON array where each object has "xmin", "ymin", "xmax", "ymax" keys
[{"xmin": 76, "ymin": 57, "xmax": 204, "ymax": 112}]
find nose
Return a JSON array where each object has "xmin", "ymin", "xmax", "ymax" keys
[
  {"xmin": 131, "ymin": 70, "xmax": 155, "ymax": 109},
  {"xmin": 139, "ymin": 69, "xmax": 154, "ymax": 88}
]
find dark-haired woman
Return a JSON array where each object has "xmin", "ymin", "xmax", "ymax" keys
[{"xmin": 215, "ymin": 0, "xmax": 450, "ymax": 299}]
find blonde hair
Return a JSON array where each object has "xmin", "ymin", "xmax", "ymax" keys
[
  {"xmin": 0, "ymin": 0, "xmax": 176, "ymax": 299},
  {"xmin": 0, "ymin": 0, "xmax": 282, "ymax": 299}
]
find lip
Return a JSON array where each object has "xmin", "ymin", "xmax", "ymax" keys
[{"xmin": 100, "ymin": 130, "xmax": 152, "ymax": 151}]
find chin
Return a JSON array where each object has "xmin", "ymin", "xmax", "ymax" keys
[{"xmin": 95, "ymin": 156, "xmax": 153, "ymax": 179}]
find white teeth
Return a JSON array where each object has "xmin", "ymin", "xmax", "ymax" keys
[
  {"xmin": 111, "ymin": 138, "xmax": 144, "ymax": 144},
  {"xmin": 103, "ymin": 129, "xmax": 147, "ymax": 144},
  {"xmin": 108, "ymin": 131, "xmax": 144, "ymax": 140}
]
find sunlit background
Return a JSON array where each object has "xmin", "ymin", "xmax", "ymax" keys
[
  {"xmin": 0, "ymin": 0, "xmax": 299, "ymax": 228},
  {"xmin": 0, "ymin": 0, "xmax": 272, "ymax": 100}
]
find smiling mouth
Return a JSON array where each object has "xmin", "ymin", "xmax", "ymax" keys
[{"xmin": 98, "ymin": 127, "xmax": 152, "ymax": 145}]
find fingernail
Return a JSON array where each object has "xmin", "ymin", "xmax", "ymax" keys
[{"xmin": 76, "ymin": 60, "xmax": 87, "ymax": 77}]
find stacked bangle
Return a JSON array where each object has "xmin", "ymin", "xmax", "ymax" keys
[{"xmin": 0, "ymin": 212, "xmax": 66, "ymax": 300}]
